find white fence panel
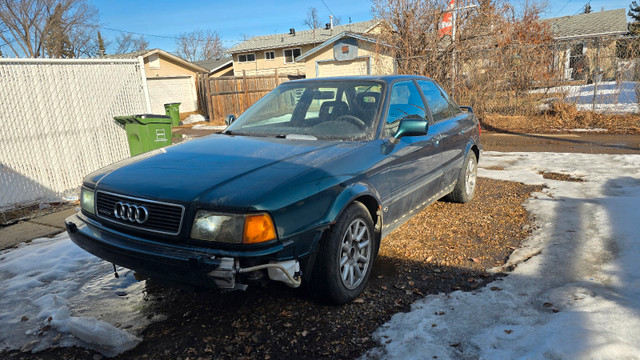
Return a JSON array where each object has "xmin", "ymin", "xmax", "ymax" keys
[
  {"xmin": 0, "ymin": 58, "xmax": 150, "ymax": 210},
  {"xmin": 146, "ymin": 75, "xmax": 197, "ymax": 113}
]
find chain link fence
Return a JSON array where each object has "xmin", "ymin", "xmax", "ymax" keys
[
  {"xmin": 0, "ymin": 58, "xmax": 151, "ymax": 210},
  {"xmin": 394, "ymin": 35, "xmax": 640, "ymax": 118}
]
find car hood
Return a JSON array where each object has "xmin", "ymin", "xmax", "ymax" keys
[{"xmin": 92, "ymin": 134, "xmax": 364, "ymax": 209}]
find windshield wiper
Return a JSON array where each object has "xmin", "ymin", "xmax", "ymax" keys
[
  {"xmin": 222, "ymin": 130, "xmax": 242, "ymax": 136},
  {"xmin": 277, "ymin": 134, "xmax": 318, "ymax": 140}
]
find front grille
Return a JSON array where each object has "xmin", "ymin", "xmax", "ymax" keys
[{"xmin": 96, "ymin": 191, "xmax": 184, "ymax": 235}]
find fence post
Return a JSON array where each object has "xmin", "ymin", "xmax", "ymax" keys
[
  {"xmin": 592, "ymin": 39, "xmax": 601, "ymax": 113},
  {"xmin": 275, "ymin": 69, "xmax": 279, "ymax": 86},
  {"xmin": 204, "ymin": 74, "xmax": 214, "ymax": 122},
  {"xmin": 243, "ymin": 70, "xmax": 249, "ymax": 111}
]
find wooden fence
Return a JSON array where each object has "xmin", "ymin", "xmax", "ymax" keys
[{"xmin": 197, "ymin": 71, "xmax": 303, "ymax": 125}]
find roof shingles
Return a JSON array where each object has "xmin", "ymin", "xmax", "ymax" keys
[
  {"xmin": 544, "ymin": 8, "xmax": 628, "ymax": 39},
  {"xmin": 228, "ymin": 19, "xmax": 380, "ymax": 54}
]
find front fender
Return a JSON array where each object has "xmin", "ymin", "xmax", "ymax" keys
[{"xmin": 323, "ymin": 182, "xmax": 382, "ymax": 226}]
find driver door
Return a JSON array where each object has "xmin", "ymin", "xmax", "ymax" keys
[{"xmin": 381, "ymin": 80, "xmax": 443, "ymax": 233}]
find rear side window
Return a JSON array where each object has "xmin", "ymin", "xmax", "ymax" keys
[
  {"xmin": 385, "ymin": 81, "xmax": 426, "ymax": 135},
  {"xmin": 436, "ymin": 82, "xmax": 463, "ymax": 116},
  {"xmin": 417, "ymin": 80, "xmax": 453, "ymax": 122}
]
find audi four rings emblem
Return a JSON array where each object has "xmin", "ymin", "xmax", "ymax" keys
[{"xmin": 114, "ymin": 202, "xmax": 149, "ymax": 224}]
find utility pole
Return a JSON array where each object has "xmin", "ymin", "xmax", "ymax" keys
[{"xmin": 446, "ymin": 1, "xmax": 478, "ymax": 97}]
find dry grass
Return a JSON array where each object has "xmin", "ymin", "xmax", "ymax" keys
[{"xmin": 482, "ymin": 103, "xmax": 640, "ymax": 134}]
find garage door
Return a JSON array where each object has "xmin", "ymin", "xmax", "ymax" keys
[
  {"xmin": 146, "ymin": 76, "xmax": 197, "ymax": 113},
  {"xmin": 317, "ymin": 58, "xmax": 370, "ymax": 78}
]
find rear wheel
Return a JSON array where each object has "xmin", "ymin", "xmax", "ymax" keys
[
  {"xmin": 310, "ymin": 202, "xmax": 375, "ymax": 304},
  {"xmin": 445, "ymin": 151, "xmax": 477, "ymax": 203}
]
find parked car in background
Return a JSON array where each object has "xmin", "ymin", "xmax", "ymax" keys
[{"xmin": 66, "ymin": 75, "xmax": 481, "ymax": 304}]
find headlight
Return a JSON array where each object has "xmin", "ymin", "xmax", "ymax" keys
[
  {"xmin": 80, "ymin": 188, "xmax": 95, "ymax": 214},
  {"xmin": 190, "ymin": 211, "xmax": 277, "ymax": 244}
]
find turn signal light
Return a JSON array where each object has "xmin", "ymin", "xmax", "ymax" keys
[{"xmin": 243, "ymin": 214, "xmax": 277, "ymax": 244}]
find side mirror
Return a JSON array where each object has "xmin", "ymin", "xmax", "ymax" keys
[
  {"xmin": 225, "ymin": 114, "xmax": 236, "ymax": 126},
  {"xmin": 393, "ymin": 118, "xmax": 428, "ymax": 141}
]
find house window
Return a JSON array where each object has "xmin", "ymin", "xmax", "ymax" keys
[
  {"xmin": 265, "ymin": 51, "xmax": 275, "ymax": 60},
  {"xmin": 149, "ymin": 54, "xmax": 160, "ymax": 69},
  {"xmin": 283, "ymin": 48, "xmax": 301, "ymax": 64},
  {"xmin": 238, "ymin": 53, "xmax": 256, "ymax": 62}
]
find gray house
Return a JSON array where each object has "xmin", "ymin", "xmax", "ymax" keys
[{"xmin": 544, "ymin": 9, "xmax": 628, "ymax": 81}]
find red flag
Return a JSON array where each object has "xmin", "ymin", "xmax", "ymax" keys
[{"xmin": 439, "ymin": 0, "xmax": 456, "ymax": 37}]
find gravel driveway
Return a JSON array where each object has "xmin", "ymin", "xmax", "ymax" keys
[{"xmin": 6, "ymin": 177, "xmax": 542, "ymax": 360}]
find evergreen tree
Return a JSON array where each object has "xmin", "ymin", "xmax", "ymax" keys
[
  {"xmin": 629, "ymin": 1, "xmax": 640, "ymax": 35},
  {"xmin": 97, "ymin": 31, "xmax": 106, "ymax": 56},
  {"xmin": 44, "ymin": 4, "xmax": 74, "ymax": 58}
]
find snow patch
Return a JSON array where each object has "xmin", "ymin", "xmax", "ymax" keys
[
  {"xmin": 365, "ymin": 152, "xmax": 640, "ymax": 359},
  {"xmin": 181, "ymin": 113, "xmax": 206, "ymax": 124},
  {"xmin": 0, "ymin": 233, "xmax": 161, "ymax": 357}
]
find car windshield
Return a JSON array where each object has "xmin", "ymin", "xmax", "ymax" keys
[{"xmin": 225, "ymin": 80, "xmax": 384, "ymax": 141}]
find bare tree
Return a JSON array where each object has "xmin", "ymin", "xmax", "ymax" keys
[
  {"xmin": 174, "ymin": 29, "xmax": 223, "ymax": 62},
  {"xmin": 304, "ymin": 7, "xmax": 321, "ymax": 29},
  {"xmin": 113, "ymin": 33, "xmax": 148, "ymax": 54},
  {"xmin": 304, "ymin": 7, "xmax": 341, "ymax": 29},
  {"xmin": 0, "ymin": 0, "xmax": 98, "ymax": 58},
  {"xmin": 371, "ymin": 0, "xmax": 445, "ymax": 76},
  {"xmin": 372, "ymin": 0, "xmax": 555, "ymax": 117}
]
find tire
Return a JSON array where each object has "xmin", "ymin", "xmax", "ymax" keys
[
  {"xmin": 310, "ymin": 202, "xmax": 376, "ymax": 304},
  {"xmin": 445, "ymin": 151, "xmax": 478, "ymax": 203}
]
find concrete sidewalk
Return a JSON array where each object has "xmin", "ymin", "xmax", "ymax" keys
[{"xmin": 0, "ymin": 208, "xmax": 77, "ymax": 250}]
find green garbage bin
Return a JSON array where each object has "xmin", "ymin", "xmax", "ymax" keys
[
  {"xmin": 114, "ymin": 114, "xmax": 172, "ymax": 156},
  {"xmin": 164, "ymin": 102, "xmax": 181, "ymax": 127}
]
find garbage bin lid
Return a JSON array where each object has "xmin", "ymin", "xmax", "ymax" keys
[
  {"xmin": 114, "ymin": 114, "xmax": 172, "ymax": 125},
  {"xmin": 164, "ymin": 102, "xmax": 181, "ymax": 106}
]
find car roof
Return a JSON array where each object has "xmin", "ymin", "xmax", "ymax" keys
[{"xmin": 285, "ymin": 75, "xmax": 434, "ymax": 85}]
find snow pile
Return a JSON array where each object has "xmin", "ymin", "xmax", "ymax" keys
[
  {"xmin": 0, "ymin": 232, "xmax": 161, "ymax": 357},
  {"xmin": 366, "ymin": 152, "xmax": 640, "ymax": 359},
  {"xmin": 181, "ymin": 113, "xmax": 206, "ymax": 124},
  {"xmin": 191, "ymin": 124, "xmax": 226, "ymax": 131},
  {"xmin": 532, "ymin": 81, "xmax": 640, "ymax": 114}
]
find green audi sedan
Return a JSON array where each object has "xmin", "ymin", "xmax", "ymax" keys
[{"xmin": 66, "ymin": 75, "xmax": 481, "ymax": 304}]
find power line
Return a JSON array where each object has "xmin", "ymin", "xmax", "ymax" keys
[
  {"xmin": 86, "ymin": 24, "xmax": 243, "ymax": 44},
  {"xmin": 553, "ymin": 0, "xmax": 572, "ymax": 17},
  {"xmin": 572, "ymin": 1, "xmax": 590, "ymax": 16},
  {"xmin": 319, "ymin": 0, "xmax": 336, "ymax": 18}
]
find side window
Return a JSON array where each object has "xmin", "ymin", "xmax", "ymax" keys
[
  {"xmin": 417, "ymin": 80, "xmax": 453, "ymax": 122},
  {"xmin": 385, "ymin": 81, "xmax": 426, "ymax": 135},
  {"xmin": 435, "ymin": 82, "xmax": 463, "ymax": 116}
]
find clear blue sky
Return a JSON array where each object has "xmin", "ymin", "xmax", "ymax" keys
[{"xmin": 89, "ymin": 0, "xmax": 634, "ymax": 55}]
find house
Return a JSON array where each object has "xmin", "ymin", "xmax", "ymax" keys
[
  {"xmin": 295, "ymin": 31, "xmax": 394, "ymax": 78},
  {"xmin": 106, "ymin": 49, "xmax": 208, "ymax": 113},
  {"xmin": 228, "ymin": 19, "xmax": 383, "ymax": 77},
  {"xmin": 543, "ymin": 9, "xmax": 628, "ymax": 81},
  {"xmin": 194, "ymin": 56, "xmax": 234, "ymax": 77}
]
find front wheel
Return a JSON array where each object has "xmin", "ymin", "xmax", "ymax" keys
[
  {"xmin": 310, "ymin": 202, "xmax": 376, "ymax": 304},
  {"xmin": 445, "ymin": 151, "xmax": 478, "ymax": 203}
]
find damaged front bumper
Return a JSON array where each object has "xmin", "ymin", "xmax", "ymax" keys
[{"xmin": 65, "ymin": 213, "xmax": 302, "ymax": 290}]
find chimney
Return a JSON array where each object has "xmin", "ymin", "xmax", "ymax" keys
[
  {"xmin": 330, "ymin": 15, "xmax": 334, "ymax": 29},
  {"xmin": 289, "ymin": 28, "xmax": 295, "ymax": 36}
]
